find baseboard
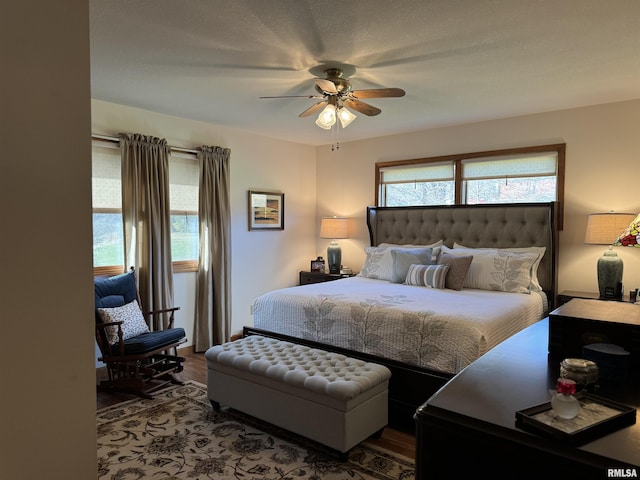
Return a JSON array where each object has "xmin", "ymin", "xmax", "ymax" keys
[
  {"xmin": 177, "ymin": 344, "xmax": 195, "ymax": 355},
  {"xmin": 177, "ymin": 332, "xmax": 242, "ymax": 354}
]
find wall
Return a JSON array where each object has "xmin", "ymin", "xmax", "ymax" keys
[
  {"xmin": 1, "ymin": 1, "xmax": 97, "ymax": 478},
  {"xmin": 91, "ymin": 100, "xmax": 317, "ymax": 340},
  {"xmin": 316, "ymin": 100, "xmax": 640, "ymax": 296}
]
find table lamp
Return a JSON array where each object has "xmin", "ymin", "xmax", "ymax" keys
[
  {"xmin": 584, "ymin": 211, "xmax": 636, "ymax": 298},
  {"xmin": 320, "ymin": 216, "xmax": 349, "ymax": 274}
]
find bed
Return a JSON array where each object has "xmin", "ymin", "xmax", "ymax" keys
[{"xmin": 244, "ymin": 202, "xmax": 559, "ymax": 431}]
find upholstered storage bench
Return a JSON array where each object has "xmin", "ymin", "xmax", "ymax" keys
[{"xmin": 205, "ymin": 335, "xmax": 391, "ymax": 453}]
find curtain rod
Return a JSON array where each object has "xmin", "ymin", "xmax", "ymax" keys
[{"xmin": 91, "ymin": 134, "xmax": 199, "ymax": 155}]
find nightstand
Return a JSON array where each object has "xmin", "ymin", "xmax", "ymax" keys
[
  {"xmin": 299, "ymin": 271, "xmax": 353, "ymax": 285},
  {"xmin": 558, "ymin": 290, "xmax": 636, "ymax": 306},
  {"xmin": 557, "ymin": 290, "xmax": 601, "ymax": 306}
]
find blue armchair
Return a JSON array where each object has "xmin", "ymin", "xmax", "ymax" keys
[{"xmin": 95, "ymin": 268, "xmax": 186, "ymax": 398}]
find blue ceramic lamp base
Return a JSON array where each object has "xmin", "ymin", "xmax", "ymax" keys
[
  {"xmin": 327, "ymin": 241, "xmax": 342, "ymax": 274},
  {"xmin": 597, "ymin": 249, "xmax": 623, "ymax": 298}
]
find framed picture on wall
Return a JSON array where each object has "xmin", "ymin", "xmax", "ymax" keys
[{"xmin": 248, "ymin": 190, "xmax": 284, "ymax": 230}]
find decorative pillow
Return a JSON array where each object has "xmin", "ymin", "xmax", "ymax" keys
[
  {"xmin": 358, "ymin": 246, "xmax": 392, "ymax": 280},
  {"xmin": 359, "ymin": 243, "xmax": 440, "ymax": 281},
  {"xmin": 98, "ymin": 299, "xmax": 149, "ymax": 345},
  {"xmin": 453, "ymin": 243, "xmax": 546, "ymax": 292},
  {"xmin": 405, "ymin": 264, "xmax": 450, "ymax": 289},
  {"xmin": 437, "ymin": 253, "xmax": 473, "ymax": 291},
  {"xmin": 390, "ymin": 248, "xmax": 433, "ymax": 283},
  {"xmin": 443, "ymin": 246, "xmax": 538, "ymax": 293}
]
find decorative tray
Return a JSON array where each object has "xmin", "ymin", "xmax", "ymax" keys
[{"xmin": 516, "ymin": 393, "xmax": 636, "ymax": 446}]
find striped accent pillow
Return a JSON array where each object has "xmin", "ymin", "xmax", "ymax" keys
[{"xmin": 405, "ymin": 264, "xmax": 450, "ymax": 289}]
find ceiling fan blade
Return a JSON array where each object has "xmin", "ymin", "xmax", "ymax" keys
[
  {"xmin": 344, "ymin": 99, "xmax": 381, "ymax": 116},
  {"xmin": 259, "ymin": 95, "xmax": 323, "ymax": 99},
  {"xmin": 315, "ymin": 78, "xmax": 338, "ymax": 94},
  {"xmin": 299, "ymin": 101, "xmax": 327, "ymax": 117},
  {"xmin": 351, "ymin": 88, "xmax": 406, "ymax": 99}
]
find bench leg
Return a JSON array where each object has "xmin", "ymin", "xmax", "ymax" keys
[
  {"xmin": 371, "ymin": 427, "xmax": 385, "ymax": 440},
  {"xmin": 210, "ymin": 399, "xmax": 221, "ymax": 411}
]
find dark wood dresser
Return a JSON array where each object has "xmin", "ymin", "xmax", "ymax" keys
[{"xmin": 414, "ymin": 316, "xmax": 639, "ymax": 479}]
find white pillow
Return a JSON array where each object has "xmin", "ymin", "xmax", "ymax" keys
[
  {"xmin": 441, "ymin": 246, "xmax": 539, "ymax": 294},
  {"xmin": 452, "ymin": 243, "xmax": 546, "ymax": 292},
  {"xmin": 405, "ymin": 264, "xmax": 450, "ymax": 289},
  {"xmin": 98, "ymin": 299, "xmax": 149, "ymax": 345},
  {"xmin": 358, "ymin": 246, "xmax": 392, "ymax": 280},
  {"xmin": 390, "ymin": 248, "xmax": 434, "ymax": 283}
]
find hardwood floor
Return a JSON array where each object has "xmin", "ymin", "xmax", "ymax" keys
[{"xmin": 97, "ymin": 350, "xmax": 416, "ymax": 460}]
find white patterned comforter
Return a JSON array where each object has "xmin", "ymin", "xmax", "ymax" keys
[{"xmin": 252, "ymin": 276, "xmax": 547, "ymax": 375}]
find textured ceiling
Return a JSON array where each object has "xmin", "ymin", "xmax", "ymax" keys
[{"xmin": 90, "ymin": 0, "xmax": 640, "ymax": 146}]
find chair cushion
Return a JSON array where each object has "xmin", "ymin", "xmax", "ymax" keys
[
  {"xmin": 98, "ymin": 300, "xmax": 150, "ymax": 344},
  {"xmin": 99, "ymin": 295, "xmax": 125, "ymax": 308},
  {"xmin": 122, "ymin": 328, "xmax": 186, "ymax": 355},
  {"xmin": 95, "ymin": 271, "xmax": 137, "ymax": 310}
]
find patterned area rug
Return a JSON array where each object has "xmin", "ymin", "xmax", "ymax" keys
[{"xmin": 97, "ymin": 381, "xmax": 415, "ymax": 479}]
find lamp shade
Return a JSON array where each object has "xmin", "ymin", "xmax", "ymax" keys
[
  {"xmin": 584, "ymin": 212, "xmax": 636, "ymax": 245},
  {"xmin": 613, "ymin": 212, "xmax": 640, "ymax": 247},
  {"xmin": 337, "ymin": 107, "xmax": 356, "ymax": 128},
  {"xmin": 315, "ymin": 104, "xmax": 336, "ymax": 130},
  {"xmin": 320, "ymin": 217, "xmax": 349, "ymax": 239}
]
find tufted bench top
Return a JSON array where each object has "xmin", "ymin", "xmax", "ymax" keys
[{"xmin": 206, "ymin": 336, "xmax": 391, "ymax": 401}]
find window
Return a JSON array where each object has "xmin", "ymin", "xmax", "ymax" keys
[
  {"xmin": 378, "ymin": 161, "xmax": 455, "ymax": 206},
  {"xmin": 376, "ymin": 144, "xmax": 565, "ymax": 224},
  {"xmin": 168, "ymin": 155, "xmax": 199, "ymax": 271},
  {"xmin": 461, "ymin": 152, "xmax": 558, "ymax": 205},
  {"xmin": 91, "ymin": 140, "xmax": 200, "ymax": 275}
]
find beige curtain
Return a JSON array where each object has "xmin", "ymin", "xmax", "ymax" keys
[
  {"xmin": 119, "ymin": 133, "xmax": 175, "ymax": 330},
  {"xmin": 194, "ymin": 145, "xmax": 231, "ymax": 351}
]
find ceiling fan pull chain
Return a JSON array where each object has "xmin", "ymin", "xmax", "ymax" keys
[{"xmin": 331, "ymin": 122, "xmax": 341, "ymax": 151}]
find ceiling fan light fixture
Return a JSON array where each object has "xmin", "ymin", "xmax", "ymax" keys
[
  {"xmin": 315, "ymin": 104, "xmax": 336, "ymax": 129},
  {"xmin": 337, "ymin": 107, "xmax": 356, "ymax": 128}
]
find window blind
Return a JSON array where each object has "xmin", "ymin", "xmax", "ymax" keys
[
  {"xmin": 380, "ymin": 161, "xmax": 455, "ymax": 184},
  {"xmin": 169, "ymin": 156, "xmax": 198, "ymax": 213},
  {"xmin": 462, "ymin": 153, "xmax": 557, "ymax": 180},
  {"xmin": 92, "ymin": 146, "xmax": 121, "ymax": 210}
]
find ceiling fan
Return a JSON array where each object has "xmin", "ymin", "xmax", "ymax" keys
[{"xmin": 260, "ymin": 66, "xmax": 405, "ymax": 129}]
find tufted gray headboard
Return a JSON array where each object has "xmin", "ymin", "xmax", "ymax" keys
[{"xmin": 367, "ymin": 202, "xmax": 559, "ymax": 307}]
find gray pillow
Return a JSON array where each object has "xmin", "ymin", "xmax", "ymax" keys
[
  {"xmin": 438, "ymin": 253, "xmax": 473, "ymax": 290},
  {"xmin": 390, "ymin": 248, "xmax": 433, "ymax": 283}
]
